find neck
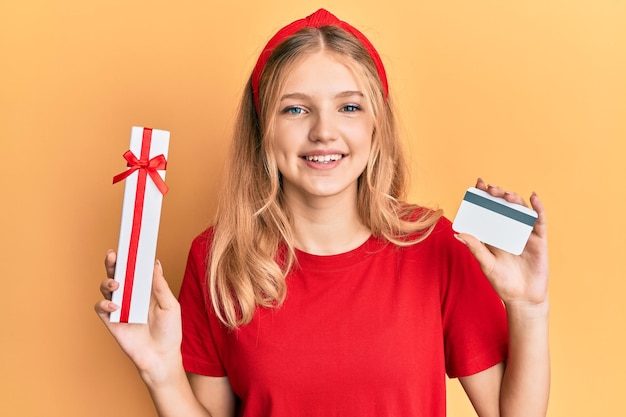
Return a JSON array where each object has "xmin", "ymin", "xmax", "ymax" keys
[{"xmin": 284, "ymin": 189, "xmax": 371, "ymax": 256}]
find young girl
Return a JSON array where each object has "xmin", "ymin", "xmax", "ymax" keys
[{"xmin": 96, "ymin": 9, "xmax": 549, "ymax": 417}]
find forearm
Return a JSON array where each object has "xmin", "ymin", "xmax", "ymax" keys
[
  {"xmin": 500, "ymin": 300, "xmax": 550, "ymax": 417},
  {"xmin": 140, "ymin": 355, "xmax": 213, "ymax": 417}
]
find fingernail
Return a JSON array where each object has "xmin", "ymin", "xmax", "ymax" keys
[
  {"xmin": 155, "ymin": 259, "xmax": 161, "ymax": 267},
  {"xmin": 108, "ymin": 302, "xmax": 120, "ymax": 310},
  {"xmin": 454, "ymin": 234, "xmax": 467, "ymax": 245}
]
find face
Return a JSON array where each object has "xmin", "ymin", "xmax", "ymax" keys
[{"xmin": 272, "ymin": 51, "xmax": 374, "ymax": 205}]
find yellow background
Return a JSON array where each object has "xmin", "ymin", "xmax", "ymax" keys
[{"xmin": 1, "ymin": 1, "xmax": 624, "ymax": 416}]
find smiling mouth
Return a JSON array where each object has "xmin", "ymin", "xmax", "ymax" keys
[{"xmin": 302, "ymin": 154, "xmax": 346, "ymax": 163}]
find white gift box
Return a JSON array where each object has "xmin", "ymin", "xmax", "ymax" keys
[{"xmin": 110, "ymin": 126, "xmax": 169, "ymax": 323}]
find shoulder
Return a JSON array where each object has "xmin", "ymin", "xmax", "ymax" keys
[
  {"xmin": 427, "ymin": 216, "xmax": 456, "ymax": 243},
  {"xmin": 189, "ymin": 227, "xmax": 216, "ymax": 257},
  {"xmin": 426, "ymin": 216, "xmax": 472, "ymax": 255},
  {"xmin": 396, "ymin": 204, "xmax": 448, "ymax": 241},
  {"xmin": 401, "ymin": 206, "xmax": 457, "ymax": 248},
  {"xmin": 183, "ymin": 227, "xmax": 216, "ymax": 278},
  {"xmin": 397, "ymin": 213, "xmax": 477, "ymax": 269}
]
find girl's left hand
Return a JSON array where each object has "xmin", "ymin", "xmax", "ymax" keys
[{"xmin": 455, "ymin": 178, "xmax": 549, "ymax": 308}]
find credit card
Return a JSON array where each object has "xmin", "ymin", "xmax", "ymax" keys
[{"xmin": 452, "ymin": 187, "xmax": 538, "ymax": 255}]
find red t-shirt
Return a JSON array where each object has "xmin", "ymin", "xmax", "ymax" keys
[{"xmin": 179, "ymin": 217, "xmax": 508, "ymax": 416}]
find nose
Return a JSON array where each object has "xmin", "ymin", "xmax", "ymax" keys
[{"xmin": 308, "ymin": 110, "xmax": 337, "ymax": 143}]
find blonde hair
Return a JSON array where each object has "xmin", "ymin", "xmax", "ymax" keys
[{"xmin": 209, "ymin": 26, "xmax": 442, "ymax": 329}]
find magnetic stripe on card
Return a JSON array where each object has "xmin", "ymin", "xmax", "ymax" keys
[{"xmin": 463, "ymin": 191, "xmax": 537, "ymax": 226}]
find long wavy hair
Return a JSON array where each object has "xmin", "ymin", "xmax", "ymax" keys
[{"xmin": 209, "ymin": 26, "xmax": 442, "ymax": 329}]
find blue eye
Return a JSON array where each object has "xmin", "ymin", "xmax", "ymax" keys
[
  {"xmin": 341, "ymin": 104, "xmax": 361, "ymax": 112},
  {"xmin": 284, "ymin": 106, "xmax": 305, "ymax": 115}
]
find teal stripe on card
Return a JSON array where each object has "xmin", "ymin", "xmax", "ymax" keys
[{"xmin": 463, "ymin": 191, "xmax": 537, "ymax": 226}]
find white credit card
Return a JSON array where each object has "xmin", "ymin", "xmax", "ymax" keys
[{"xmin": 452, "ymin": 187, "xmax": 538, "ymax": 255}]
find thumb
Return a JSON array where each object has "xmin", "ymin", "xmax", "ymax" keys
[
  {"xmin": 455, "ymin": 233, "xmax": 496, "ymax": 274},
  {"xmin": 151, "ymin": 260, "xmax": 177, "ymax": 310}
]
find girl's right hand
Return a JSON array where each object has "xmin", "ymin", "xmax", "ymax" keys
[{"xmin": 94, "ymin": 251, "xmax": 183, "ymax": 385}]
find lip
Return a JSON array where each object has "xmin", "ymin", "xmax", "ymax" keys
[{"xmin": 299, "ymin": 149, "xmax": 347, "ymax": 157}]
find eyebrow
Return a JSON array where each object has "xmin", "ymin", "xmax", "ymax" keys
[{"xmin": 280, "ymin": 90, "xmax": 365, "ymax": 101}]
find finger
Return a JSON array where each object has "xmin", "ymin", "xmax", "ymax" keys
[
  {"xmin": 94, "ymin": 299, "xmax": 120, "ymax": 321},
  {"xmin": 150, "ymin": 260, "xmax": 178, "ymax": 310},
  {"xmin": 100, "ymin": 278, "xmax": 119, "ymax": 299},
  {"xmin": 530, "ymin": 192, "xmax": 548, "ymax": 239},
  {"xmin": 104, "ymin": 250, "xmax": 117, "ymax": 279},
  {"xmin": 481, "ymin": 181, "xmax": 527, "ymax": 207},
  {"xmin": 502, "ymin": 190, "xmax": 526, "ymax": 206},
  {"xmin": 475, "ymin": 177, "xmax": 487, "ymax": 191},
  {"xmin": 455, "ymin": 233, "xmax": 496, "ymax": 276}
]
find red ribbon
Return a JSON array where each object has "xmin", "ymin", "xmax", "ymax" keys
[
  {"xmin": 112, "ymin": 152, "xmax": 169, "ymax": 195},
  {"xmin": 112, "ymin": 127, "xmax": 168, "ymax": 322}
]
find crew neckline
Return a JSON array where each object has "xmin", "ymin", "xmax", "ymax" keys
[{"xmin": 294, "ymin": 235, "xmax": 386, "ymax": 271}]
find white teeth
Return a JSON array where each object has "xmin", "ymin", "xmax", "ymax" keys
[{"xmin": 304, "ymin": 154, "xmax": 343, "ymax": 163}]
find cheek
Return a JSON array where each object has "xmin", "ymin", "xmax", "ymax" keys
[
  {"xmin": 353, "ymin": 125, "xmax": 374, "ymax": 170},
  {"xmin": 273, "ymin": 152, "xmax": 289, "ymax": 175},
  {"xmin": 351, "ymin": 124, "xmax": 374, "ymax": 154},
  {"xmin": 272, "ymin": 127, "xmax": 291, "ymax": 155},
  {"xmin": 352, "ymin": 116, "xmax": 375, "ymax": 138},
  {"xmin": 274, "ymin": 123, "xmax": 304, "ymax": 149}
]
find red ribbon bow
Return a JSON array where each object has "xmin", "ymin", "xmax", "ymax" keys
[{"xmin": 112, "ymin": 150, "xmax": 169, "ymax": 195}]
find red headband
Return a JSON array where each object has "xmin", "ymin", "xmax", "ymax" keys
[{"xmin": 251, "ymin": 8, "xmax": 389, "ymax": 114}]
